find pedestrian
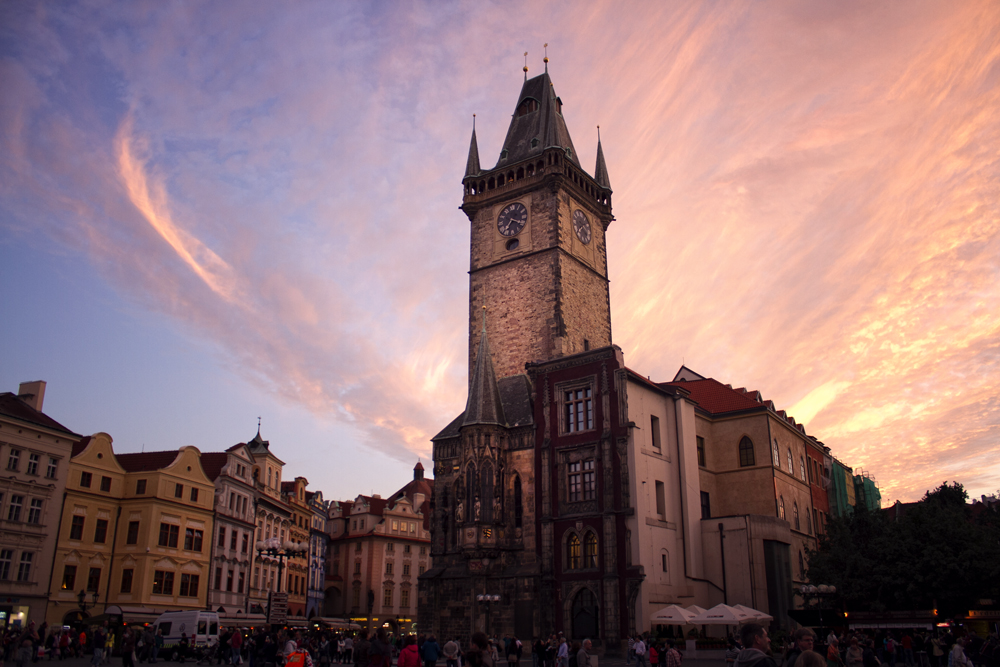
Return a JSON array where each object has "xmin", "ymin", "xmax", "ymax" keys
[
  {"xmin": 444, "ymin": 638, "xmax": 460, "ymax": 667},
  {"xmin": 734, "ymin": 624, "xmax": 778, "ymax": 667},
  {"xmin": 122, "ymin": 629, "xmax": 137, "ymax": 667},
  {"xmin": 556, "ymin": 639, "xmax": 568, "ymax": 667},
  {"xmin": 354, "ymin": 632, "xmax": 371, "ymax": 667},
  {"xmin": 423, "ymin": 636, "xmax": 441, "ymax": 667},
  {"xmin": 576, "ymin": 640, "xmax": 592, "ymax": 667},
  {"xmin": 231, "ymin": 629, "xmax": 244, "ymax": 666},
  {"xmin": 664, "ymin": 642, "xmax": 681, "ymax": 667},
  {"xmin": 399, "ymin": 637, "xmax": 420, "ymax": 667},
  {"xmin": 368, "ymin": 631, "xmax": 391, "ymax": 667},
  {"xmin": 634, "ymin": 637, "xmax": 648, "ymax": 667},
  {"xmin": 786, "ymin": 630, "xmax": 817, "ymax": 667},
  {"xmin": 827, "ymin": 639, "xmax": 844, "ymax": 667}
]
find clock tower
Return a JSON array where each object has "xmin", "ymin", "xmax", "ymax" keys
[{"xmin": 461, "ymin": 69, "xmax": 613, "ymax": 380}]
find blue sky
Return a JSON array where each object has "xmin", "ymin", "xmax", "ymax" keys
[{"xmin": 2, "ymin": 1, "xmax": 999, "ymax": 503}]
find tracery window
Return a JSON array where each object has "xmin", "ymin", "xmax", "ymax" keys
[
  {"xmin": 564, "ymin": 387, "xmax": 593, "ymax": 433},
  {"xmin": 584, "ymin": 532, "xmax": 598, "ymax": 568},
  {"xmin": 778, "ymin": 496, "xmax": 785, "ymax": 520},
  {"xmin": 772, "ymin": 440, "xmax": 780, "ymax": 467},
  {"xmin": 566, "ymin": 534, "xmax": 581, "ymax": 570},
  {"xmin": 787, "ymin": 448, "xmax": 793, "ymax": 474},
  {"xmin": 793, "ymin": 502, "xmax": 800, "ymax": 531}
]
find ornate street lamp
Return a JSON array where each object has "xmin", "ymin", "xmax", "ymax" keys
[
  {"xmin": 255, "ymin": 537, "xmax": 308, "ymax": 593},
  {"xmin": 77, "ymin": 589, "xmax": 99, "ymax": 613}
]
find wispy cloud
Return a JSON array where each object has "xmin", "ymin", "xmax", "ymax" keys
[{"xmin": 1, "ymin": 0, "xmax": 998, "ymax": 502}]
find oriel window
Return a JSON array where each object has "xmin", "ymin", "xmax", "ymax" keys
[{"xmin": 564, "ymin": 387, "xmax": 593, "ymax": 433}]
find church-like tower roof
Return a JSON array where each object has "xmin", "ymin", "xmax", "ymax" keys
[
  {"xmin": 595, "ymin": 133, "xmax": 611, "ymax": 190},
  {"xmin": 494, "ymin": 71, "xmax": 579, "ymax": 170},
  {"xmin": 462, "ymin": 312, "xmax": 506, "ymax": 427},
  {"xmin": 465, "ymin": 120, "xmax": 481, "ymax": 178}
]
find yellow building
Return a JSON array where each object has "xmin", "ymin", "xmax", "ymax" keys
[
  {"xmin": 47, "ymin": 436, "xmax": 216, "ymax": 626},
  {"xmin": 281, "ymin": 477, "xmax": 311, "ymax": 621}
]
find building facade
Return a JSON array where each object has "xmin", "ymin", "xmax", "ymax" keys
[
  {"xmin": 325, "ymin": 464, "xmax": 430, "ymax": 632},
  {"xmin": 0, "ymin": 383, "xmax": 80, "ymax": 629},
  {"xmin": 247, "ymin": 430, "xmax": 291, "ymax": 615},
  {"xmin": 281, "ymin": 478, "xmax": 312, "ymax": 620},
  {"xmin": 202, "ymin": 443, "xmax": 257, "ymax": 616},
  {"xmin": 305, "ymin": 489, "xmax": 328, "ymax": 619},
  {"xmin": 47, "ymin": 437, "xmax": 216, "ymax": 626}
]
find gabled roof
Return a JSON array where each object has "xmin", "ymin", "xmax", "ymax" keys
[
  {"xmin": 0, "ymin": 392, "xmax": 78, "ymax": 436},
  {"xmin": 661, "ymin": 377, "xmax": 765, "ymax": 415},
  {"xmin": 200, "ymin": 452, "xmax": 228, "ymax": 481},
  {"xmin": 116, "ymin": 450, "xmax": 182, "ymax": 473},
  {"xmin": 494, "ymin": 71, "xmax": 579, "ymax": 170},
  {"xmin": 72, "ymin": 437, "xmax": 92, "ymax": 457}
]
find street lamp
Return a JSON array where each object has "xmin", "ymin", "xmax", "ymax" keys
[
  {"xmin": 77, "ymin": 590, "xmax": 99, "ymax": 613},
  {"xmin": 477, "ymin": 594, "xmax": 500, "ymax": 635},
  {"xmin": 255, "ymin": 537, "xmax": 308, "ymax": 593},
  {"xmin": 799, "ymin": 584, "xmax": 838, "ymax": 629}
]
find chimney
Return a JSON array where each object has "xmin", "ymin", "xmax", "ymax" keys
[
  {"xmin": 17, "ymin": 381, "xmax": 46, "ymax": 412},
  {"xmin": 414, "ymin": 492, "xmax": 426, "ymax": 513}
]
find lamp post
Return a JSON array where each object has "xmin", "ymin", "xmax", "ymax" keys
[
  {"xmin": 255, "ymin": 537, "xmax": 308, "ymax": 593},
  {"xmin": 77, "ymin": 590, "xmax": 99, "ymax": 613},
  {"xmin": 477, "ymin": 594, "xmax": 500, "ymax": 635},
  {"xmin": 799, "ymin": 584, "xmax": 838, "ymax": 630}
]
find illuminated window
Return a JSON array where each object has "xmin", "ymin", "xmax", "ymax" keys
[
  {"xmin": 566, "ymin": 534, "xmax": 581, "ymax": 570},
  {"xmin": 61, "ymin": 565, "xmax": 76, "ymax": 590},
  {"xmin": 584, "ymin": 532, "xmax": 598, "ymax": 568},
  {"xmin": 778, "ymin": 496, "xmax": 786, "ymax": 520}
]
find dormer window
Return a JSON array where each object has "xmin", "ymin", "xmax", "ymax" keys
[
  {"xmin": 500, "ymin": 149, "xmax": 509, "ymax": 161},
  {"xmin": 531, "ymin": 138, "xmax": 539, "ymax": 149},
  {"xmin": 517, "ymin": 98, "xmax": 539, "ymax": 117}
]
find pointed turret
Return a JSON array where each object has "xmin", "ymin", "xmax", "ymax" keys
[
  {"xmin": 594, "ymin": 130, "xmax": 611, "ymax": 190},
  {"xmin": 495, "ymin": 72, "xmax": 579, "ymax": 169},
  {"xmin": 463, "ymin": 309, "xmax": 506, "ymax": 427},
  {"xmin": 465, "ymin": 118, "xmax": 481, "ymax": 178}
]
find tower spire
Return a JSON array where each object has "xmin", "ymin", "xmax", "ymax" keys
[
  {"xmin": 523, "ymin": 51, "xmax": 528, "ymax": 80},
  {"xmin": 544, "ymin": 43, "xmax": 549, "ymax": 73},
  {"xmin": 465, "ymin": 115, "xmax": 481, "ymax": 178},
  {"xmin": 463, "ymin": 307, "xmax": 506, "ymax": 427},
  {"xmin": 594, "ymin": 125, "xmax": 611, "ymax": 190}
]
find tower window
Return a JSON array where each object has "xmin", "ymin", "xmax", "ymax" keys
[
  {"xmin": 506, "ymin": 238, "xmax": 519, "ymax": 252},
  {"xmin": 531, "ymin": 138, "xmax": 539, "ymax": 148},
  {"xmin": 517, "ymin": 99, "xmax": 539, "ymax": 116},
  {"xmin": 739, "ymin": 437, "xmax": 755, "ymax": 467},
  {"xmin": 564, "ymin": 387, "xmax": 593, "ymax": 433}
]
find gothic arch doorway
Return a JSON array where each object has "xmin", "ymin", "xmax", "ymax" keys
[{"xmin": 571, "ymin": 587, "xmax": 599, "ymax": 640}]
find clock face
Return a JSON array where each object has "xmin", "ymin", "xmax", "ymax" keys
[
  {"xmin": 497, "ymin": 202, "xmax": 528, "ymax": 237},
  {"xmin": 573, "ymin": 210, "xmax": 592, "ymax": 244}
]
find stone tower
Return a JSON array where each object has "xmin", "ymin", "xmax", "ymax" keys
[
  {"xmin": 420, "ymin": 69, "xmax": 619, "ymax": 643},
  {"xmin": 462, "ymin": 70, "xmax": 614, "ymax": 380}
]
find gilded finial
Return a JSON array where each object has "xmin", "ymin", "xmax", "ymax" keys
[
  {"xmin": 544, "ymin": 43, "xmax": 549, "ymax": 72},
  {"xmin": 482, "ymin": 304, "xmax": 487, "ymax": 334},
  {"xmin": 523, "ymin": 51, "xmax": 529, "ymax": 79},
  {"xmin": 597, "ymin": 125, "xmax": 601, "ymax": 141}
]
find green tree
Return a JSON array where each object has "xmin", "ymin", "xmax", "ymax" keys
[{"xmin": 806, "ymin": 482, "xmax": 1000, "ymax": 617}]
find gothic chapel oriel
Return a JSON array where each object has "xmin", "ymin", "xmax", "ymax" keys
[{"xmin": 420, "ymin": 64, "xmax": 638, "ymax": 648}]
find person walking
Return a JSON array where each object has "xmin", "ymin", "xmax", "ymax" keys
[
  {"xmin": 634, "ymin": 637, "xmax": 648, "ymax": 667},
  {"xmin": 399, "ymin": 637, "xmax": 421, "ymax": 667},
  {"xmin": 423, "ymin": 636, "xmax": 441, "ymax": 667},
  {"xmin": 121, "ymin": 628, "xmax": 137, "ymax": 667}
]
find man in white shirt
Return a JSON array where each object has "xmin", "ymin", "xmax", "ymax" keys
[{"xmin": 634, "ymin": 637, "xmax": 648, "ymax": 667}]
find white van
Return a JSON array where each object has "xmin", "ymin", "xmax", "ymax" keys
[{"xmin": 152, "ymin": 610, "xmax": 220, "ymax": 651}]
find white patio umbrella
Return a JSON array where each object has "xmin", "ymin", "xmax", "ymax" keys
[
  {"xmin": 685, "ymin": 605, "xmax": 708, "ymax": 617},
  {"xmin": 689, "ymin": 603, "xmax": 756, "ymax": 625},
  {"xmin": 650, "ymin": 605, "xmax": 698, "ymax": 625},
  {"xmin": 733, "ymin": 604, "xmax": 773, "ymax": 622}
]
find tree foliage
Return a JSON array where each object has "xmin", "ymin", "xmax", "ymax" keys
[{"xmin": 806, "ymin": 482, "xmax": 1000, "ymax": 617}]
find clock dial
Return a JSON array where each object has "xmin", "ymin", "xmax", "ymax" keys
[
  {"xmin": 573, "ymin": 210, "xmax": 592, "ymax": 244},
  {"xmin": 497, "ymin": 202, "xmax": 528, "ymax": 237}
]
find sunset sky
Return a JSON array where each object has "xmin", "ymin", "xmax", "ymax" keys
[{"xmin": 2, "ymin": 1, "xmax": 998, "ymax": 505}]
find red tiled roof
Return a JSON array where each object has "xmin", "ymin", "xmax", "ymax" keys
[
  {"xmin": 280, "ymin": 481, "xmax": 296, "ymax": 493},
  {"xmin": 392, "ymin": 477, "xmax": 435, "ymax": 529},
  {"xmin": 116, "ymin": 450, "xmax": 182, "ymax": 473},
  {"xmin": 72, "ymin": 437, "xmax": 92, "ymax": 457},
  {"xmin": 200, "ymin": 452, "xmax": 228, "ymax": 481},
  {"xmin": 662, "ymin": 377, "xmax": 766, "ymax": 415},
  {"xmin": 0, "ymin": 392, "xmax": 78, "ymax": 436}
]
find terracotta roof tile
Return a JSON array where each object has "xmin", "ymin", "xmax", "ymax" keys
[
  {"xmin": 200, "ymin": 452, "xmax": 228, "ymax": 481},
  {"xmin": 661, "ymin": 377, "xmax": 765, "ymax": 415},
  {"xmin": 72, "ymin": 437, "xmax": 92, "ymax": 457},
  {"xmin": 116, "ymin": 450, "xmax": 182, "ymax": 473},
  {"xmin": 0, "ymin": 392, "xmax": 78, "ymax": 436}
]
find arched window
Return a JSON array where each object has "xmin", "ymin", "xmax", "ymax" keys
[
  {"xmin": 793, "ymin": 502, "xmax": 800, "ymax": 530},
  {"xmin": 799, "ymin": 551, "xmax": 805, "ymax": 577},
  {"xmin": 772, "ymin": 440, "xmax": 780, "ymax": 467},
  {"xmin": 778, "ymin": 496, "xmax": 785, "ymax": 520},
  {"xmin": 739, "ymin": 437, "xmax": 755, "ymax": 467},
  {"xmin": 800, "ymin": 456, "xmax": 807, "ymax": 481},
  {"xmin": 514, "ymin": 476, "xmax": 523, "ymax": 529},
  {"xmin": 787, "ymin": 448, "xmax": 793, "ymax": 474},
  {"xmin": 465, "ymin": 466, "xmax": 477, "ymax": 522},
  {"xmin": 584, "ymin": 532, "xmax": 598, "ymax": 568},
  {"xmin": 807, "ymin": 511, "xmax": 813, "ymax": 535},
  {"xmin": 480, "ymin": 462, "xmax": 494, "ymax": 523},
  {"xmin": 566, "ymin": 534, "xmax": 581, "ymax": 570}
]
